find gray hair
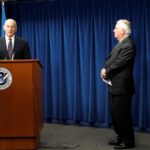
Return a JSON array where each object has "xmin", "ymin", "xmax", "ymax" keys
[
  {"xmin": 3, "ymin": 19, "xmax": 17, "ymax": 32},
  {"xmin": 116, "ymin": 19, "xmax": 131, "ymax": 36}
]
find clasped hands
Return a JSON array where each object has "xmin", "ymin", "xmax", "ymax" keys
[{"xmin": 100, "ymin": 68, "xmax": 107, "ymax": 79}]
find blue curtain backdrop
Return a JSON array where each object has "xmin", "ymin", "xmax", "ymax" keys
[{"xmin": 1, "ymin": 0, "xmax": 150, "ymax": 131}]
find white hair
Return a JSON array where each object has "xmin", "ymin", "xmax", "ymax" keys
[
  {"xmin": 116, "ymin": 19, "xmax": 131, "ymax": 36},
  {"xmin": 3, "ymin": 19, "xmax": 17, "ymax": 32}
]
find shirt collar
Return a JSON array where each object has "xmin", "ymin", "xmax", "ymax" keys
[
  {"xmin": 119, "ymin": 35, "xmax": 129, "ymax": 43},
  {"xmin": 5, "ymin": 35, "xmax": 15, "ymax": 40}
]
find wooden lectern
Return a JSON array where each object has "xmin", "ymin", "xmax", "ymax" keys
[{"xmin": 0, "ymin": 60, "xmax": 43, "ymax": 150}]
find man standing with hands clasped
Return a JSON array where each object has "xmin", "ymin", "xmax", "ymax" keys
[
  {"xmin": 101, "ymin": 19, "xmax": 136, "ymax": 149},
  {"xmin": 0, "ymin": 19, "xmax": 31, "ymax": 60}
]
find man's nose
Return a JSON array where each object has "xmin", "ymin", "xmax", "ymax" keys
[{"xmin": 8, "ymin": 26, "xmax": 13, "ymax": 29}]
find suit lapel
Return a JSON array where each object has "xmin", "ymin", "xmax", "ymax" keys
[
  {"xmin": 105, "ymin": 42, "xmax": 122, "ymax": 60},
  {"xmin": 110, "ymin": 42, "xmax": 122, "ymax": 55},
  {"xmin": 13, "ymin": 37, "xmax": 19, "ymax": 53},
  {"xmin": 1, "ymin": 37, "xmax": 7, "ymax": 51}
]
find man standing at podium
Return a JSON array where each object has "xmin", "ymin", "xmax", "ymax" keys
[{"xmin": 0, "ymin": 19, "xmax": 31, "ymax": 60}]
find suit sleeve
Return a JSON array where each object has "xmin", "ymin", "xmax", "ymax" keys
[{"xmin": 105, "ymin": 45, "xmax": 135, "ymax": 78}]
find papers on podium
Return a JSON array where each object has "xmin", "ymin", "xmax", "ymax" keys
[{"xmin": 102, "ymin": 79, "xmax": 112, "ymax": 86}]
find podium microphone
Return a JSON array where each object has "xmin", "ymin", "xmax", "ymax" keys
[{"xmin": 11, "ymin": 52, "xmax": 15, "ymax": 60}]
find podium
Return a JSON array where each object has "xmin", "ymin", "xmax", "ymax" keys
[{"xmin": 0, "ymin": 60, "xmax": 43, "ymax": 150}]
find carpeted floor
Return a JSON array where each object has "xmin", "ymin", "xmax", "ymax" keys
[{"xmin": 37, "ymin": 123, "xmax": 150, "ymax": 150}]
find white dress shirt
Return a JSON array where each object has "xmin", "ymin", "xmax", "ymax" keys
[{"xmin": 5, "ymin": 35, "xmax": 15, "ymax": 50}]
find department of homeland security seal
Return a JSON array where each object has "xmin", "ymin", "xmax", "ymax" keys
[{"xmin": 0, "ymin": 68, "xmax": 12, "ymax": 90}]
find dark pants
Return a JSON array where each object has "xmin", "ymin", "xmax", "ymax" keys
[{"xmin": 109, "ymin": 93, "xmax": 135, "ymax": 144}]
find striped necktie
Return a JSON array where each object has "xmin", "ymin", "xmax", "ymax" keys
[{"xmin": 8, "ymin": 39, "xmax": 13, "ymax": 59}]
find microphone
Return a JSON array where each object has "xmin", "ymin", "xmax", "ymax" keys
[{"xmin": 11, "ymin": 52, "xmax": 15, "ymax": 60}]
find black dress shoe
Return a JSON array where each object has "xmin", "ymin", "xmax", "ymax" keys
[
  {"xmin": 108, "ymin": 139, "xmax": 121, "ymax": 145},
  {"xmin": 114, "ymin": 142, "xmax": 135, "ymax": 149}
]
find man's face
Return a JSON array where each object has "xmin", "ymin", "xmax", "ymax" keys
[
  {"xmin": 113, "ymin": 23, "xmax": 125, "ymax": 40},
  {"xmin": 3, "ymin": 20, "xmax": 17, "ymax": 38}
]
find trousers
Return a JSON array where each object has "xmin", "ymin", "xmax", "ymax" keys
[{"xmin": 109, "ymin": 93, "xmax": 135, "ymax": 143}]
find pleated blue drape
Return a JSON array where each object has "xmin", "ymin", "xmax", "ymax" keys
[{"xmin": 1, "ymin": 0, "xmax": 150, "ymax": 131}]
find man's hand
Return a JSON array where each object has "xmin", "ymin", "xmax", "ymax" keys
[{"xmin": 101, "ymin": 68, "xmax": 107, "ymax": 79}]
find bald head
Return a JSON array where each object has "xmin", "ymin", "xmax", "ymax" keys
[{"xmin": 3, "ymin": 19, "xmax": 17, "ymax": 38}]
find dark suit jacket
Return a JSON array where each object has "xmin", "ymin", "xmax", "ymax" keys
[
  {"xmin": 0, "ymin": 36, "xmax": 31, "ymax": 59},
  {"xmin": 103, "ymin": 37, "xmax": 136, "ymax": 95}
]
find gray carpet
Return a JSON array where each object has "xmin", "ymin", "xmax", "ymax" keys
[{"xmin": 37, "ymin": 123, "xmax": 150, "ymax": 150}]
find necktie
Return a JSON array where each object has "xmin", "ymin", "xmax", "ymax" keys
[{"xmin": 8, "ymin": 39, "xmax": 13, "ymax": 59}]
